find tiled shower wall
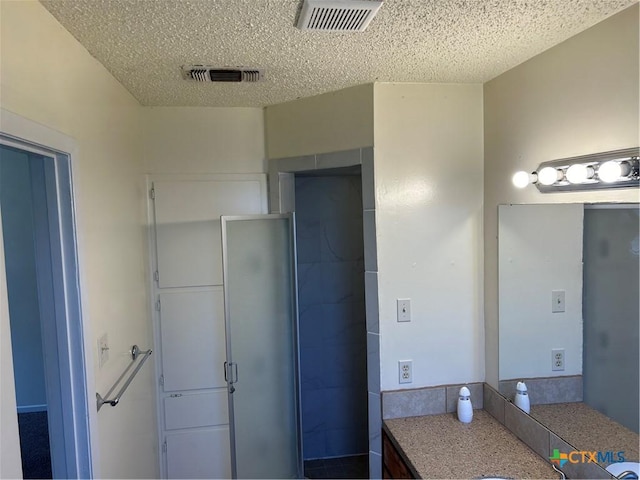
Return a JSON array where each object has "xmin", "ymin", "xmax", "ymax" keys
[{"xmin": 295, "ymin": 174, "xmax": 368, "ymax": 460}]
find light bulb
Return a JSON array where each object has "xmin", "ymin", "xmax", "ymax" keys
[
  {"xmin": 512, "ymin": 171, "xmax": 531, "ymax": 188},
  {"xmin": 598, "ymin": 160, "xmax": 632, "ymax": 183},
  {"xmin": 537, "ymin": 166, "xmax": 560, "ymax": 186},
  {"xmin": 598, "ymin": 160, "xmax": 622, "ymax": 182},
  {"xmin": 566, "ymin": 163, "xmax": 594, "ymax": 184}
]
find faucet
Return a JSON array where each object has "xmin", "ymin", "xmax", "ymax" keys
[
  {"xmin": 615, "ymin": 471, "xmax": 639, "ymax": 480},
  {"xmin": 552, "ymin": 463, "xmax": 639, "ymax": 480},
  {"xmin": 551, "ymin": 463, "xmax": 566, "ymax": 479}
]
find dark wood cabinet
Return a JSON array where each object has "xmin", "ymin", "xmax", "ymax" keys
[{"xmin": 382, "ymin": 430, "xmax": 415, "ymax": 479}]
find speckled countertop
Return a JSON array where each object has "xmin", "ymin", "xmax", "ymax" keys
[
  {"xmin": 530, "ymin": 403, "xmax": 639, "ymax": 464},
  {"xmin": 384, "ymin": 410, "xmax": 557, "ymax": 479}
]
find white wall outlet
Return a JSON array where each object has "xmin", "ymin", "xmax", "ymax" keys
[
  {"xmin": 397, "ymin": 298, "xmax": 411, "ymax": 322},
  {"xmin": 398, "ymin": 360, "xmax": 412, "ymax": 384},
  {"xmin": 552, "ymin": 348, "xmax": 565, "ymax": 371},
  {"xmin": 98, "ymin": 333, "xmax": 109, "ymax": 368},
  {"xmin": 551, "ymin": 290, "xmax": 566, "ymax": 313}
]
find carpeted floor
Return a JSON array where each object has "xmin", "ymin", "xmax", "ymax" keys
[{"xmin": 17, "ymin": 411, "xmax": 52, "ymax": 479}]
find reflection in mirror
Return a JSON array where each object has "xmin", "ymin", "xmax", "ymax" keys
[{"xmin": 498, "ymin": 203, "xmax": 639, "ymax": 467}]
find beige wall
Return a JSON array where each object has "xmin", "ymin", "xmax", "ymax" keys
[
  {"xmin": 143, "ymin": 107, "xmax": 266, "ymax": 174},
  {"xmin": 265, "ymin": 82, "xmax": 485, "ymax": 390},
  {"xmin": 264, "ymin": 84, "xmax": 374, "ymax": 158},
  {"xmin": 0, "ymin": 2, "xmax": 157, "ymax": 477},
  {"xmin": 483, "ymin": 4, "xmax": 640, "ymax": 387},
  {"xmin": 374, "ymin": 83, "xmax": 485, "ymax": 390}
]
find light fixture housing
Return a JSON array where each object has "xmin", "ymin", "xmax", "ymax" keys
[{"xmin": 514, "ymin": 148, "xmax": 639, "ymax": 193}]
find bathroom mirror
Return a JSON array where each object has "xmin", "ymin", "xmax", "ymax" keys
[{"xmin": 498, "ymin": 203, "xmax": 639, "ymax": 462}]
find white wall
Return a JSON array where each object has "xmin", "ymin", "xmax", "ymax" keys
[
  {"xmin": 143, "ymin": 107, "xmax": 266, "ymax": 174},
  {"xmin": 374, "ymin": 83, "xmax": 484, "ymax": 390},
  {"xmin": 0, "ymin": 149, "xmax": 47, "ymax": 410},
  {"xmin": 265, "ymin": 84, "xmax": 374, "ymax": 159},
  {"xmin": 498, "ymin": 204, "xmax": 583, "ymax": 380},
  {"xmin": 0, "ymin": 2, "xmax": 157, "ymax": 477},
  {"xmin": 484, "ymin": 4, "xmax": 640, "ymax": 387}
]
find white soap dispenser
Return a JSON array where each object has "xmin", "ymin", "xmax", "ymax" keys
[
  {"xmin": 514, "ymin": 381, "xmax": 530, "ymax": 413},
  {"xmin": 457, "ymin": 386, "xmax": 473, "ymax": 423}
]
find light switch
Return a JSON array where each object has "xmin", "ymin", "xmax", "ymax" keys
[
  {"xmin": 397, "ymin": 299, "xmax": 411, "ymax": 322},
  {"xmin": 552, "ymin": 290, "xmax": 565, "ymax": 313}
]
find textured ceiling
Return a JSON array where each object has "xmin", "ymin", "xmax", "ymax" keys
[{"xmin": 41, "ymin": 0, "xmax": 636, "ymax": 107}]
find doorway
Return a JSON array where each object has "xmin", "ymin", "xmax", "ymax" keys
[
  {"xmin": 0, "ymin": 145, "xmax": 52, "ymax": 478},
  {"xmin": 295, "ymin": 167, "xmax": 369, "ymax": 479},
  {"xmin": 0, "ymin": 129, "xmax": 92, "ymax": 478},
  {"xmin": 268, "ymin": 146, "xmax": 382, "ymax": 477}
]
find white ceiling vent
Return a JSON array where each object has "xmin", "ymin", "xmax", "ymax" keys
[
  {"xmin": 181, "ymin": 66, "xmax": 263, "ymax": 83},
  {"xmin": 297, "ymin": 0, "xmax": 383, "ymax": 32}
]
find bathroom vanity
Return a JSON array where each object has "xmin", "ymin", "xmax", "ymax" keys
[{"xmin": 383, "ymin": 410, "xmax": 556, "ymax": 479}]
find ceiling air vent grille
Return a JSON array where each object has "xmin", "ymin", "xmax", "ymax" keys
[
  {"xmin": 297, "ymin": 0, "xmax": 383, "ymax": 32},
  {"xmin": 181, "ymin": 66, "xmax": 263, "ymax": 83}
]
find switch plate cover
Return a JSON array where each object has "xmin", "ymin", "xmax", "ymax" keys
[
  {"xmin": 552, "ymin": 290, "xmax": 566, "ymax": 313},
  {"xmin": 397, "ymin": 299, "xmax": 411, "ymax": 322}
]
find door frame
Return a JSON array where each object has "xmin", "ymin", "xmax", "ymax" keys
[{"xmin": 0, "ymin": 109, "xmax": 94, "ymax": 478}]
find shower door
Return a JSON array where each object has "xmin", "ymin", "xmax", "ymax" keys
[{"xmin": 221, "ymin": 214, "xmax": 301, "ymax": 479}]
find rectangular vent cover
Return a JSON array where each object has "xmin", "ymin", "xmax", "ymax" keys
[
  {"xmin": 181, "ymin": 66, "xmax": 263, "ymax": 83},
  {"xmin": 297, "ymin": 0, "xmax": 383, "ymax": 32}
]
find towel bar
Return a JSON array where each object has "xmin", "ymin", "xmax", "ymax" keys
[{"xmin": 96, "ymin": 345, "xmax": 152, "ymax": 411}]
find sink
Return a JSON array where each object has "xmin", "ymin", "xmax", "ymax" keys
[{"xmin": 606, "ymin": 462, "xmax": 640, "ymax": 479}]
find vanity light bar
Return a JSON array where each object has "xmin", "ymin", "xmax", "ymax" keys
[{"xmin": 512, "ymin": 148, "xmax": 640, "ymax": 193}]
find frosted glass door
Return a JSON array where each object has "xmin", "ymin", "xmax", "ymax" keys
[{"xmin": 221, "ymin": 215, "xmax": 301, "ymax": 479}]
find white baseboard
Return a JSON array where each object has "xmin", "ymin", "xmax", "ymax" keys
[{"xmin": 17, "ymin": 404, "xmax": 47, "ymax": 413}]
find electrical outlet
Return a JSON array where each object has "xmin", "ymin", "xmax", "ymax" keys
[
  {"xmin": 552, "ymin": 348, "xmax": 565, "ymax": 371},
  {"xmin": 98, "ymin": 333, "xmax": 109, "ymax": 368},
  {"xmin": 398, "ymin": 360, "xmax": 412, "ymax": 384}
]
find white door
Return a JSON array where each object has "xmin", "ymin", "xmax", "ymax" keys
[{"xmin": 149, "ymin": 175, "xmax": 266, "ymax": 479}]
